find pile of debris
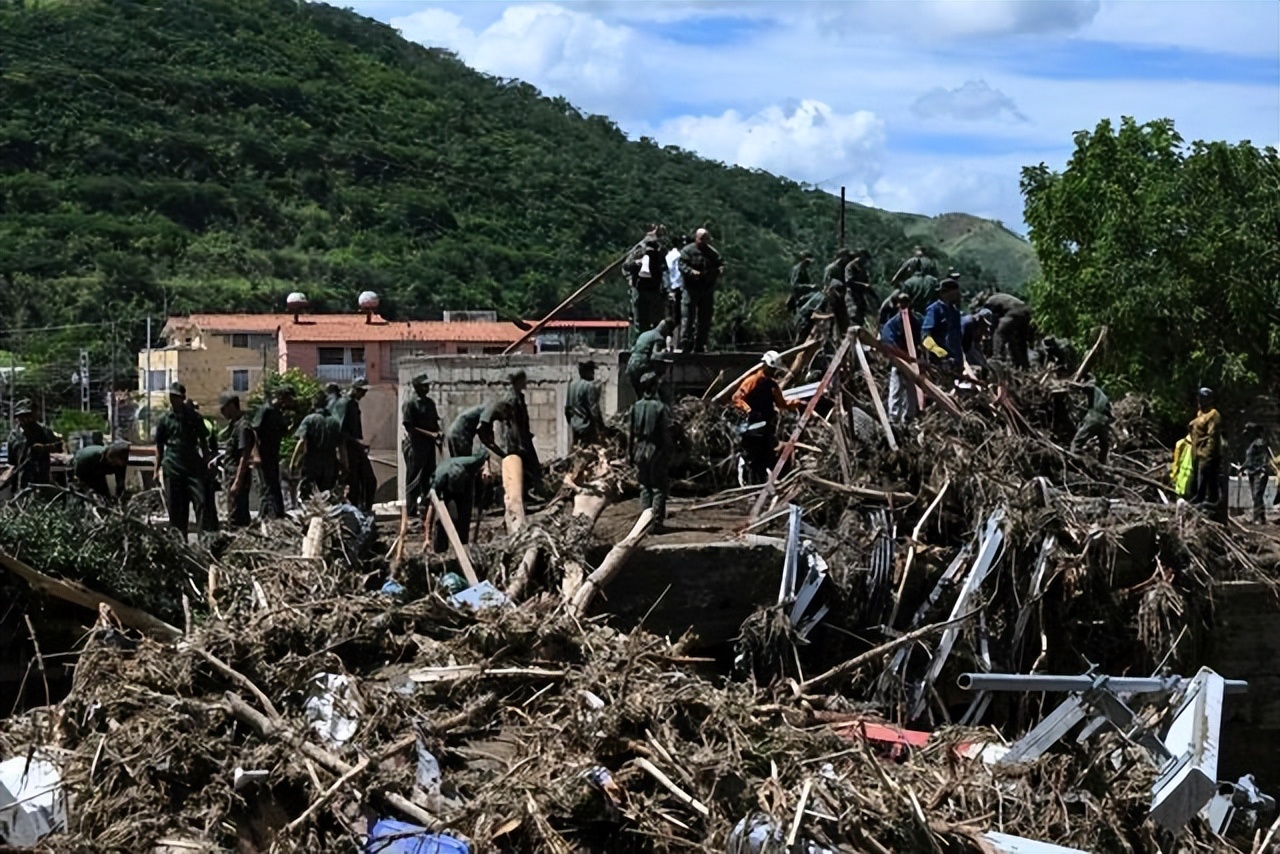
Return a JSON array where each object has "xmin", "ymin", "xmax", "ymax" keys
[{"xmin": 1, "ymin": 327, "xmax": 1278, "ymax": 853}]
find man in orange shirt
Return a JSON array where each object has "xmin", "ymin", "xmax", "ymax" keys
[{"xmin": 732, "ymin": 350, "xmax": 802, "ymax": 484}]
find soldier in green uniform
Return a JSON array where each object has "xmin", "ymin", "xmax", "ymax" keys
[
  {"xmin": 154, "ymin": 382, "xmax": 213, "ymax": 534},
  {"xmin": 218, "ymin": 391, "xmax": 256, "ymax": 527},
  {"xmin": 625, "ymin": 230, "xmax": 668, "ymax": 344},
  {"xmin": 6, "ymin": 400, "xmax": 60, "ymax": 489},
  {"xmin": 822, "ymin": 248, "xmax": 852, "ymax": 289},
  {"xmin": 252, "ymin": 384, "xmax": 292, "ymax": 519},
  {"xmin": 789, "ymin": 253, "xmax": 813, "ymax": 291},
  {"xmin": 334, "ymin": 378, "xmax": 375, "ymax": 512},
  {"xmin": 890, "ymin": 245, "xmax": 935, "ymax": 288},
  {"xmin": 677, "ymin": 228, "xmax": 723, "ymax": 353},
  {"xmin": 402, "ymin": 373, "xmax": 441, "ymax": 517},
  {"xmin": 898, "ymin": 267, "xmax": 939, "ymax": 314},
  {"xmin": 291, "ymin": 392, "xmax": 341, "ymax": 499},
  {"xmin": 565, "ymin": 360, "xmax": 605, "ymax": 447},
  {"xmin": 1070, "ymin": 382, "xmax": 1113, "ymax": 464},
  {"xmin": 479, "ymin": 370, "xmax": 541, "ymax": 494},
  {"xmin": 428, "ymin": 452, "xmax": 488, "ymax": 553},
  {"xmin": 447, "ymin": 405, "xmax": 485, "ymax": 459},
  {"xmin": 843, "ymin": 248, "xmax": 875, "ymax": 325},
  {"xmin": 627, "ymin": 372, "xmax": 672, "ymax": 530},
  {"xmin": 72, "ymin": 441, "xmax": 130, "ymax": 500},
  {"xmin": 626, "ymin": 319, "xmax": 672, "ymax": 396}
]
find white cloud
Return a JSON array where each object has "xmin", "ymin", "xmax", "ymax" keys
[
  {"xmin": 390, "ymin": 4, "xmax": 643, "ymax": 115},
  {"xmin": 654, "ymin": 100, "xmax": 886, "ymax": 197},
  {"xmin": 912, "ymin": 80, "xmax": 1029, "ymax": 123}
]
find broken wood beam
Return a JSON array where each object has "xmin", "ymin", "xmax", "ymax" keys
[
  {"xmin": 853, "ymin": 331, "xmax": 898, "ymax": 451},
  {"xmin": 711, "ymin": 340, "xmax": 816, "ymax": 404},
  {"xmin": 300, "ymin": 517, "xmax": 327, "ymax": 560},
  {"xmin": 801, "ymin": 611, "xmax": 975, "ymax": 692},
  {"xmin": 427, "ymin": 489, "xmax": 480, "ymax": 587},
  {"xmin": 502, "ymin": 454, "xmax": 526, "ymax": 534},
  {"xmin": 568, "ymin": 508, "xmax": 655, "ymax": 617},
  {"xmin": 0, "ymin": 547, "xmax": 182, "ymax": 641},
  {"xmin": 501, "ymin": 244, "xmax": 637, "ymax": 355},
  {"xmin": 855, "ymin": 329, "xmax": 961, "ymax": 417},
  {"xmin": 800, "ymin": 473, "xmax": 915, "ymax": 503},
  {"xmin": 1071, "ymin": 325, "xmax": 1109, "ymax": 383}
]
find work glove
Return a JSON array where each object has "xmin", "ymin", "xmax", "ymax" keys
[{"xmin": 922, "ymin": 335, "xmax": 949, "ymax": 359}]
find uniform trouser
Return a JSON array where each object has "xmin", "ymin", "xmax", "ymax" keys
[
  {"xmin": 887, "ymin": 367, "xmax": 918, "ymax": 423},
  {"xmin": 1192, "ymin": 457, "xmax": 1220, "ymax": 505},
  {"xmin": 346, "ymin": 442, "xmax": 377, "ymax": 511},
  {"xmin": 447, "ymin": 436, "xmax": 474, "ymax": 459},
  {"xmin": 667, "ymin": 290, "xmax": 683, "ymax": 335},
  {"xmin": 201, "ymin": 474, "xmax": 221, "ymax": 532},
  {"xmin": 993, "ymin": 313, "xmax": 1031, "ymax": 369},
  {"xmin": 681, "ymin": 286, "xmax": 715, "ymax": 352},
  {"xmin": 299, "ymin": 466, "xmax": 337, "ymax": 500},
  {"xmin": 404, "ymin": 441, "xmax": 435, "ymax": 515},
  {"xmin": 631, "ymin": 286, "xmax": 665, "ymax": 343},
  {"xmin": 164, "ymin": 468, "xmax": 207, "ymax": 534},
  {"xmin": 740, "ymin": 431, "xmax": 776, "ymax": 485},
  {"xmin": 225, "ymin": 473, "xmax": 251, "ymax": 527},
  {"xmin": 1249, "ymin": 473, "xmax": 1269, "ymax": 522},
  {"xmin": 636, "ymin": 453, "xmax": 669, "ymax": 523},
  {"xmin": 79, "ymin": 472, "xmax": 111, "ymax": 500},
  {"xmin": 432, "ymin": 495, "xmax": 473, "ymax": 553},
  {"xmin": 1071, "ymin": 420, "xmax": 1110, "ymax": 464},
  {"xmin": 257, "ymin": 460, "xmax": 285, "ymax": 520}
]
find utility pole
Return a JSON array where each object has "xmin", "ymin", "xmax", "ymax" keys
[
  {"xmin": 839, "ymin": 186, "xmax": 846, "ymax": 248},
  {"xmin": 6, "ymin": 348, "xmax": 13, "ymax": 436},
  {"xmin": 145, "ymin": 315, "xmax": 152, "ymax": 438},
  {"xmin": 79, "ymin": 349, "xmax": 90, "ymax": 413}
]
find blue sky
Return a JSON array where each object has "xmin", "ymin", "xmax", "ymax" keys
[{"xmin": 342, "ymin": 0, "xmax": 1279, "ymax": 231}]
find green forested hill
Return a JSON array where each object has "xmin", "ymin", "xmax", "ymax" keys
[{"xmin": 0, "ymin": 0, "xmax": 1034, "ymax": 393}]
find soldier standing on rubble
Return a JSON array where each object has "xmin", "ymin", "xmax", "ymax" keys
[
  {"xmin": 402, "ymin": 374, "xmax": 441, "ymax": 518},
  {"xmin": 898, "ymin": 264, "xmax": 938, "ymax": 315},
  {"xmin": 961, "ymin": 308, "xmax": 993, "ymax": 372},
  {"xmin": 921, "ymin": 278, "xmax": 964, "ymax": 369},
  {"xmin": 844, "ymin": 249, "xmax": 875, "ymax": 326},
  {"xmin": 1070, "ymin": 382, "xmax": 1113, "ymax": 464},
  {"xmin": 1189, "ymin": 387, "xmax": 1222, "ymax": 507},
  {"xmin": 428, "ymin": 452, "xmax": 488, "ymax": 552},
  {"xmin": 981, "ymin": 292, "xmax": 1033, "ymax": 370},
  {"xmin": 6, "ymin": 399, "xmax": 60, "ymax": 489},
  {"xmin": 333, "ymin": 378, "xmax": 375, "ymax": 512},
  {"xmin": 1242, "ymin": 423, "xmax": 1269, "ymax": 524},
  {"xmin": 72, "ymin": 441, "xmax": 129, "ymax": 501},
  {"xmin": 790, "ymin": 252, "xmax": 813, "ymax": 293},
  {"xmin": 677, "ymin": 228, "xmax": 723, "ymax": 353},
  {"xmin": 625, "ymin": 228, "xmax": 668, "ymax": 345},
  {"xmin": 218, "ymin": 391, "xmax": 255, "ymax": 527},
  {"xmin": 154, "ymin": 382, "xmax": 212, "ymax": 534},
  {"xmin": 565, "ymin": 360, "xmax": 605, "ymax": 447},
  {"xmin": 291, "ymin": 392, "xmax": 340, "ymax": 499},
  {"xmin": 880, "ymin": 292, "xmax": 922, "ymax": 423},
  {"xmin": 822, "ymin": 248, "xmax": 851, "ymax": 291},
  {"xmin": 479, "ymin": 370, "xmax": 541, "ymax": 495},
  {"xmin": 664, "ymin": 234, "xmax": 689, "ymax": 350},
  {"xmin": 628, "ymin": 371, "xmax": 672, "ymax": 530},
  {"xmin": 447, "ymin": 404, "xmax": 485, "ymax": 458},
  {"xmin": 732, "ymin": 350, "xmax": 802, "ymax": 484},
  {"xmin": 627, "ymin": 319, "xmax": 672, "ymax": 396},
  {"xmin": 252, "ymin": 384, "xmax": 291, "ymax": 519},
  {"xmin": 890, "ymin": 245, "xmax": 933, "ymax": 288}
]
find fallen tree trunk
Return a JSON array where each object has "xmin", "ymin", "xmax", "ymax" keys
[
  {"xmin": 503, "ymin": 454, "xmax": 525, "ymax": 534},
  {"xmin": 568, "ymin": 509, "xmax": 655, "ymax": 617},
  {"xmin": 0, "ymin": 547, "xmax": 182, "ymax": 641}
]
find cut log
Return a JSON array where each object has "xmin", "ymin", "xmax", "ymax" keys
[
  {"xmin": 568, "ymin": 509, "xmax": 655, "ymax": 617},
  {"xmin": 502, "ymin": 454, "xmax": 526, "ymax": 534},
  {"xmin": 301, "ymin": 517, "xmax": 326, "ymax": 560},
  {"xmin": 0, "ymin": 548, "xmax": 182, "ymax": 641},
  {"xmin": 427, "ymin": 489, "xmax": 480, "ymax": 587}
]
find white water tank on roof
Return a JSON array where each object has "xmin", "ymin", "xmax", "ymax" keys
[
  {"xmin": 286, "ymin": 292, "xmax": 309, "ymax": 311},
  {"xmin": 357, "ymin": 291, "xmax": 380, "ymax": 311}
]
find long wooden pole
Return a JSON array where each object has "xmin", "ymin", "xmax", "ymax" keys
[
  {"xmin": 901, "ymin": 307, "xmax": 926, "ymax": 411},
  {"xmin": 853, "ymin": 332, "xmax": 898, "ymax": 452},
  {"xmin": 502, "ymin": 239, "xmax": 647, "ymax": 355},
  {"xmin": 749, "ymin": 332, "xmax": 853, "ymax": 521},
  {"xmin": 856, "ymin": 329, "xmax": 961, "ymax": 416},
  {"xmin": 711, "ymin": 341, "xmax": 816, "ymax": 405},
  {"xmin": 427, "ymin": 489, "xmax": 479, "ymax": 586}
]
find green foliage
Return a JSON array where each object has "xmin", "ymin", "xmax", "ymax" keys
[
  {"xmin": 51, "ymin": 408, "xmax": 106, "ymax": 436},
  {"xmin": 1022, "ymin": 117, "xmax": 1280, "ymax": 418},
  {"xmin": 246, "ymin": 367, "xmax": 320, "ymax": 458},
  {"xmin": 0, "ymin": 0, "xmax": 1020, "ymax": 410}
]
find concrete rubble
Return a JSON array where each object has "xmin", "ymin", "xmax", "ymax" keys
[{"xmin": 0, "ymin": 328, "xmax": 1278, "ymax": 853}]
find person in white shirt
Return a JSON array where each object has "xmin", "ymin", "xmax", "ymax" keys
[{"xmin": 664, "ymin": 234, "xmax": 689, "ymax": 351}]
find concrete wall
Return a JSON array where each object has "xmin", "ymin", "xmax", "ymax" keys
[
  {"xmin": 135, "ymin": 340, "xmax": 272, "ymax": 438},
  {"xmin": 615, "ymin": 351, "xmax": 762, "ymax": 410},
  {"xmin": 396, "ymin": 350, "xmax": 622, "ymax": 499},
  {"xmin": 1208, "ymin": 580, "xmax": 1280, "ymax": 788}
]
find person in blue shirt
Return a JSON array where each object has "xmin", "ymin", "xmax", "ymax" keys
[
  {"xmin": 960, "ymin": 308, "xmax": 993, "ymax": 371},
  {"xmin": 921, "ymin": 278, "xmax": 964, "ymax": 368},
  {"xmin": 879, "ymin": 291, "xmax": 922, "ymax": 422}
]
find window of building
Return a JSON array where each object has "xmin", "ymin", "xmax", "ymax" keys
[
  {"xmin": 231, "ymin": 333, "xmax": 249, "ymax": 348},
  {"xmin": 351, "ymin": 347, "xmax": 365, "ymax": 364},
  {"xmin": 318, "ymin": 347, "xmax": 346, "ymax": 366},
  {"xmin": 231, "ymin": 370, "xmax": 250, "ymax": 392},
  {"xmin": 144, "ymin": 370, "xmax": 167, "ymax": 391}
]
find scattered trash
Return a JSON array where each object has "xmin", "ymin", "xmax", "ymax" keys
[
  {"xmin": 447, "ymin": 580, "xmax": 509, "ymax": 610},
  {"xmin": 366, "ymin": 819, "xmax": 470, "ymax": 854},
  {"xmin": 303, "ymin": 673, "xmax": 362, "ymax": 748},
  {"xmin": 0, "ymin": 754, "xmax": 66, "ymax": 847}
]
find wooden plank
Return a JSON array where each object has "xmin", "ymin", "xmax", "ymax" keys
[
  {"xmin": 856, "ymin": 328, "xmax": 961, "ymax": 416},
  {"xmin": 901, "ymin": 307, "xmax": 926, "ymax": 411},
  {"xmin": 748, "ymin": 332, "xmax": 854, "ymax": 521},
  {"xmin": 853, "ymin": 333, "xmax": 898, "ymax": 451},
  {"xmin": 711, "ymin": 340, "xmax": 816, "ymax": 404},
  {"xmin": 501, "ymin": 454, "xmax": 525, "ymax": 533},
  {"xmin": 1072, "ymin": 325, "xmax": 1109, "ymax": 383},
  {"xmin": 428, "ymin": 489, "xmax": 480, "ymax": 587}
]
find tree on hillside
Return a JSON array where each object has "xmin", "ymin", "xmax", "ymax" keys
[{"xmin": 1022, "ymin": 117, "xmax": 1280, "ymax": 417}]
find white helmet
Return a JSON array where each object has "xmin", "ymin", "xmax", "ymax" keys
[{"xmin": 762, "ymin": 350, "xmax": 783, "ymax": 370}]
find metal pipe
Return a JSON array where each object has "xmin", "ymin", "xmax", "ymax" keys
[{"xmin": 957, "ymin": 672, "xmax": 1248, "ymax": 696}]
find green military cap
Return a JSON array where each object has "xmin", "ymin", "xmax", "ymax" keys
[
  {"xmin": 836, "ymin": 247, "xmax": 852, "ymax": 258},
  {"xmin": 939, "ymin": 278, "xmax": 960, "ymax": 292},
  {"xmin": 12, "ymin": 399, "xmax": 32, "ymax": 417},
  {"xmin": 350, "ymin": 378, "xmax": 369, "ymax": 390},
  {"xmin": 508, "ymin": 369, "xmax": 527, "ymax": 385},
  {"xmin": 218, "ymin": 391, "xmax": 240, "ymax": 408},
  {"xmin": 169, "ymin": 381, "xmax": 186, "ymax": 396},
  {"xmin": 579, "ymin": 360, "xmax": 597, "ymax": 370},
  {"xmin": 412, "ymin": 373, "xmax": 431, "ymax": 387},
  {"xmin": 639, "ymin": 371, "xmax": 659, "ymax": 391},
  {"xmin": 274, "ymin": 383, "xmax": 297, "ymax": 398}
]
